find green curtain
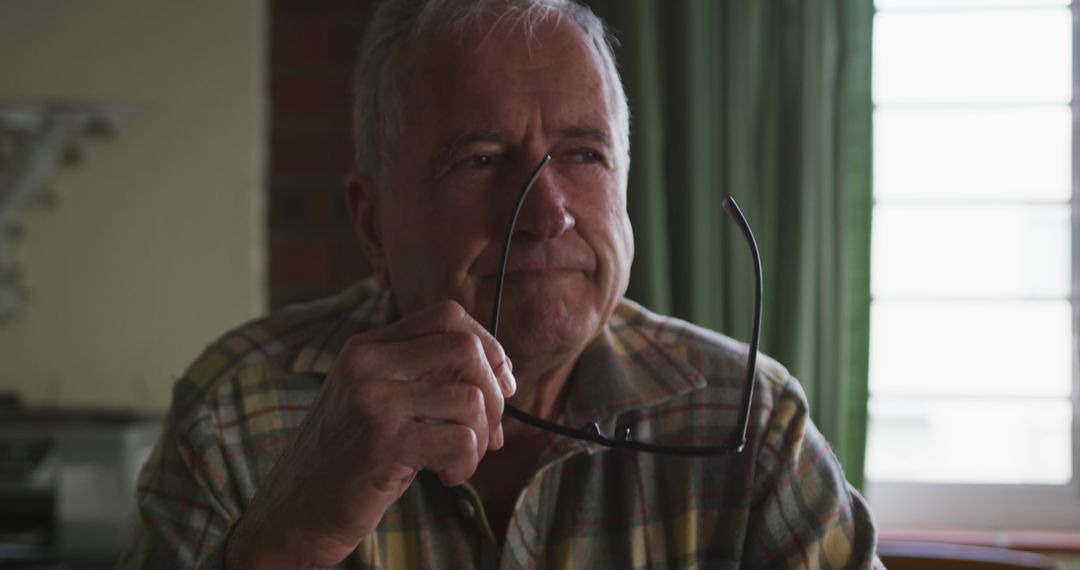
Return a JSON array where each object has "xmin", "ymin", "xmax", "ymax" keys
[{"xmin": 586, "ymin": 0, "xmax": 874, "ymax": 487}]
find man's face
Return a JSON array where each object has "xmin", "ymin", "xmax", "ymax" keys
[{"xmin": 357, "ymin": 16, "xmax": 634, "ymax": 363}]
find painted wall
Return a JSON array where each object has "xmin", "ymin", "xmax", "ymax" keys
[{"xmin": 0, "ymin": 0, "xmax": 266, "ymax": 411}]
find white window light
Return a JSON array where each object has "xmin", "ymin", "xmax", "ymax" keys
[{"xmin": 865, "ymin": 0, "xmax": 1079, "ymax": 531}]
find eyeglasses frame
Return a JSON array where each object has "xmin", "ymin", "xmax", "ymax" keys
[{"xmin": 489, "ymin": 155, "xmax": 762, "ymax": 456}]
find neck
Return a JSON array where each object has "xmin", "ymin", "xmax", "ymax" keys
[{"xmin": 502, "ymin": 352, "xmax": 579, "ymax": 442}]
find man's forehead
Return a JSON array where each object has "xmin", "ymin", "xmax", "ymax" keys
[
  {"xmin": 399, "ymin": 18, "xmax": 613, "ymax": 133},
  {"xmin": 402, "ymin": 14, "xmax": 606, "ymax": 96},
  {"xmin": 408, "ymin": 11, "xmax": 587, "ymax": 60}
]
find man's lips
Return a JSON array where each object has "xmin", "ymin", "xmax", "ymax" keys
[
  {"xmin": 479, "ymin": 264, "xmax": 592, "ymax": 281},
  {"xmin": 496, "ymin": 267, "xmax": 585, "ymax": 277}
]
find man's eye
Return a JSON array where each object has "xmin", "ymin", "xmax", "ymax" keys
[
  {"xmin": 567, "ymin": 149, "xmax": 604, "ymax": 164},
  {"xmin": 467, "ymin": 154, "xmax": 497, "ymax": 168}
]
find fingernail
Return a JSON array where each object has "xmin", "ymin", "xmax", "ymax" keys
[
  {"xmin": 497, "ymin": 424, "xmax": 505, "ymax": 449},
  {"xmin": 504, "ymin": 371, "xmax": 517, "ymax": 397},
  {"xmin": 498, "ymin": 356, "xmax": 516, "ymax": 397}
]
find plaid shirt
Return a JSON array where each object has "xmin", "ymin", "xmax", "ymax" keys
[{"xmin": 120, "ymin": 279, "xmax": 880, "ymax": 569}]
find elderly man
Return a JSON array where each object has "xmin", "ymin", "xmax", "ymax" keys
[{"xmin": 122, "ymin": 0, "xmax": 879, "ymax": 568}]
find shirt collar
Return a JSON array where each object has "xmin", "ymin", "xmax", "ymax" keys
[
  {"xmin": 289, "ymin": 279, "xmax": 396, "ymax": 376},
  {"xmin": 558, "ymin": 301, "xmax": 708, "ymax": 435}
]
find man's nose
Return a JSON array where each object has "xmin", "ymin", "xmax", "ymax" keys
[{"xmin": 511, "ymin": 169, "xmax": 574, "ymax": 241}]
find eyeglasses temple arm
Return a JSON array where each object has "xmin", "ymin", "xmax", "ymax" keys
[
  {"xmin": 490, "ymin": 155, "xmax": 552, "ymax": 338},
  {"xmin": 721, "ymin": 197, "xmax": 763, "ymax": 453}
]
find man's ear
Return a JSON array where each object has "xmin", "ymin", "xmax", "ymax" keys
[{"xmin": 345, "ymin": 173, "xmax": 391, "ymax": 289}]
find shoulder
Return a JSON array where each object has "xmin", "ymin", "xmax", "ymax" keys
[
  {"xmin": 608, "ymin": 297, "xmax": 816, "ymax": 452},
  {"xmin": 612, "ymin": 298, "xmax": 797, "ymax": 399},
  {"xmin": 170, "ymin": 279, "xmax": 389, "ymax": 415}
]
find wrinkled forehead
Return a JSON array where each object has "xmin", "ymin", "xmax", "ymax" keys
[
  {"xmin": 407, "ymin": 16, "xmax": 602, "ymax": 93},
  {"xmin": 394, "ymin": 13, "xmax": 626, "ymax": 152}
]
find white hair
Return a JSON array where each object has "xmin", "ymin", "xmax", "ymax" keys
[{"xmin": 352, "ymin": 0, "xmax": 630, "ymax": 186}]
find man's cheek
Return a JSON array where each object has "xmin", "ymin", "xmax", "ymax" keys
[{"xmin": 620, "ymin": 215, "xmax": 635, "ymax": 264}]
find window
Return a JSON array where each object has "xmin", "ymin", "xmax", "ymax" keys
[{"xmin": 865, "ymin": 0, "xmax": 1078, "ymax": 529}]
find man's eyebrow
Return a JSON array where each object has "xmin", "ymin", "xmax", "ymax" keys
[
  {"xmin": 560, "ymin": 124, "xmax": 613, "ymax": 149},
  {"xmin": 435, "ymin": 130, "xmax": 504, "ymax": 165},
  {"xmin": 434, "ymin": 125, "xmax": 613, "ymax": 168}
]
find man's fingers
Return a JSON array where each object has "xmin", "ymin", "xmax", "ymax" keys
[
  {"xmin": 352, "ymin": 300, "xmax": 517, "ymax": 398},
  {"xmin": 390, "ymin": 381, "xmax": 494, "ymax": 452},
  {"xmin": 345, "ymin": 332, "xmax": 506, "ymax": 450},
  {"xmin": 396, "ymin": 420, "xmax": 483, "ymax": 486}
]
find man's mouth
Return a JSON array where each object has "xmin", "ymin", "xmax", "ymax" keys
[{"xmin": 499, "ymin": 267, "xmax": 585, "ymax": 277}]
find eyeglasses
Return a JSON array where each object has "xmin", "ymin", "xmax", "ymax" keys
[{"xmin": 489, "ymin": 155, "xmax": 763, "ymax": 456}]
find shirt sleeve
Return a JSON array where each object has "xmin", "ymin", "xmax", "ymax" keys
[
  {"xmin": 117, "ymin": 380, "xmax": 240, "ymax": 570},
  {"xmin": 740, "ymin": 376, "xmax": 883, "ymax": 569}
]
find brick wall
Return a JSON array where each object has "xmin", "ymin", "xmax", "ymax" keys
[{"xmin": 269, "ymin": 0, "xmax": 378, "ymax": 308}]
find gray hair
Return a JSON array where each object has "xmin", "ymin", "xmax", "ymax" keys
[{"xmin": 352, "ymin": 0, "xmax": 630, "ymax": 187}]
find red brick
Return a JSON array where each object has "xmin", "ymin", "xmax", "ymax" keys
[
  {"xmin": 331, "ymin": 235, "xmax": 371, "ymax": 284},
  {"xmin": 270, "ymin": 238, "xmax": 336, "ymax": 291},
  {"xmin": 271, "ymin": 130, "xmax": 354, "ymax": 178},
  {"xmin": 271, "ymin": 72, "xmax": 353, "ymax": 118},
  {"xmin": 272, "ymin": 19, "xmax": 335, "ymax": 68},
  {"xmin": 271, "ymin": 8, "xmax": 373, "ymax": 70},
  {"xmin": 269, "ymin": 0, "xmax": 380, "ymax": 308},
  {"xmin": 273, "ymin": 0, "xmax": 377, "ymax": 23},
  {"xmin": 270, "ymin": 185, "xmax": 343, "ymax": 231},
  {"xmin": 320, "ymin": 0, "xmax": 379, "ymax": 20}
]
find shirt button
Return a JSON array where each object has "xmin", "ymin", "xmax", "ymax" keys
[{"xmin": 457, "ymin": 497, "xmax": 477, "ymax": 519}]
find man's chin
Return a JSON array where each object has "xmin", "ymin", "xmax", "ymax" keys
[
  {"xmin": 500, "ymin": 334, "xmax": 586, "ymax": 366},
  {"xmin": 494, "ymin": 308, "xmax": 602, "ymax": 361},
  {"xmin": 466, "ymin": 272, "xmax": 607, "ymax": 354}
]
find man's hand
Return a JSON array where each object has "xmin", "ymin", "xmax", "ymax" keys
[{"xmin": 225, "ymin": 300, "xmax": 516, "ymax": 569}]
